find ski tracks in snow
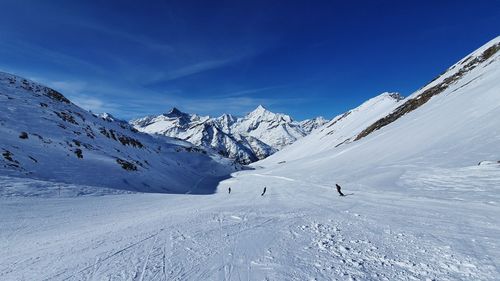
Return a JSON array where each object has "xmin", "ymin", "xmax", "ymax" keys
[
  {"xmin": 2, "ymin": 169, "xmax": 499, "ymax": 280},
  {"xmin": 234, "ymin": 171, "xmax": 499, "ymax": 280}
]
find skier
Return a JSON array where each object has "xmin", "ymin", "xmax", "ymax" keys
[
  {"xmin": 261, "ymin": 187, "xmax": 267, "ymax": 196},
  {"xmin": 228, "ymin": 187, "xmax": 231, "ymax": 194},
  {"xmin": 336, "ymin": 184, "xmax": 345, "ymax": 197}
]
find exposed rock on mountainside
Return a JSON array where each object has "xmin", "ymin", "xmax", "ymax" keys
[{"xmin": 355, "ymin": 41, "xmax": 500, "ymax": 141}]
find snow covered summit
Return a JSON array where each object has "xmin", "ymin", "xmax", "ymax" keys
[{"xmin": 231, "ymin": 105, "xmax": 307, "ymax": 150}]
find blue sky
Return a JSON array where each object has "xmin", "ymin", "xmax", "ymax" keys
[{"xmin": 0, "ymin": 0, "xmax": 499, "ymax": 120}]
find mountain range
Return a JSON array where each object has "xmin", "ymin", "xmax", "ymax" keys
[
  {"xmin": 1, "ymin": 36, "xmax": 499, "ymax": 193},
  {"xmin": 130, "ymin": 105, "xmax": 328, "ymax": 164}
]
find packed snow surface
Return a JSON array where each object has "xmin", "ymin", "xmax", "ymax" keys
[{"xmin": 1, "ymin": 163, "xmax": 499, "ymax": 280}]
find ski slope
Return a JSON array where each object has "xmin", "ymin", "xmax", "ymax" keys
[{"xmin": 1, "ymin": 163, "xmax": 499, "ymax": 280}]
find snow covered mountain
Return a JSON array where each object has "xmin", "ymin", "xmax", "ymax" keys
[
  {"xmin": 0, "ymin": 72, "xmax": 238, "ymax": 193},
  {"xmin": 131, "ymin": 105, "xmax": 328, "ymax": 164},
  {"xmin": 268, "ymin": 92, "xmax": 404, "ymax": 163},
  {"xmin": 261, "ymin": 36, "xmax": 500, "ymax": 180},
  {"xmin": 230, "ymin": 105, "xmax": 308, "ymax": 149},
  {"xmin": 131, "ymin": 108, "xmax": 276, "ymax": 164}
]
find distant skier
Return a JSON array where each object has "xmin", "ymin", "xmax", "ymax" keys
[
  {"xmin": 336, "ymin": 184, "xmax": 345, "ymax": 197},
  {"xmin": 228, "ymin": 187, "xmax": 231, "ymax": 194},
  {"xmin": 261, "ymin": 187, "xmax": 267, "ymax": 196}
]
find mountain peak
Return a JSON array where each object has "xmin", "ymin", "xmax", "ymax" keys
[
  {"xmin": 166, "ymin": 107, "xmax": 185, "ymax": 116},
  {"xmin": 248, "ymin": 105, "xmax": 271, "ymax": 117},
  {"xmin": 253, "ymin": 104, "xmax": 268, "ymax": 112}
]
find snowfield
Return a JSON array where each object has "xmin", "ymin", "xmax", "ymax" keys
[
  {"xmin": 1, "ymin": 35, "xmax": 500, "ymax": 280},
  {"xmin": 1, "ymin": 164, "xmax": 499, "ymax": 280}
]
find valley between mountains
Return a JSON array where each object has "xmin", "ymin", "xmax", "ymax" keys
[{"xmin": 1, "ymin": 37, "xmax": 500, "ymax": 280}]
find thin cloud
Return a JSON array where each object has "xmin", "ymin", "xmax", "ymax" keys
[
  {"xmin": 147, "ymin": 57, "xmax": 243, "ymax": 83},
  {"xmin": 216, "ymin": 84, "xmax": 293, "ymax": 98},
  {"xmin": 0, "ymin": 40, "xmax": 107, "ymax": 76},
  {"xmin": 74, "ymin": 21, "xmax": 175, "ymax": 54},
  {"xmin": 34, "ymin": 79, "xmax": 87, "ymax": 95}
]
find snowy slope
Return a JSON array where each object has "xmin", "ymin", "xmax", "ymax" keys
[
  {"xmin": 259, "ymin": 36, "xmax": 500, "ymax": 185},
  {"xmin": 1, "ymin": 162, "xmax": 499, "ymax": 280},
  {"xmin": 263, "ymin": 37, "xmax": 500, "ymax": 170},
  {"xmin": 131, "ymin": 106, "xmax": 327, "ymax": 164},
  {"xmin": 0, "ymin": 72, "xmax": 238, "ymax": 193},
  {"xmin": 264, "ymin": 92, "xmax": 403, "ymax": 163}
]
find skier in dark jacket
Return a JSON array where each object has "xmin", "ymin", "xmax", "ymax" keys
[
  {"xmin": 261, "ymin": 187, "xmax": 267, "ymax": 196},
  {"xmin": 228, "ymin": 187, "xmax": 231, "ymax": 194},
  {"xmin": 336, "ymin": 184, "xmax": 345, "ymax": 196}
]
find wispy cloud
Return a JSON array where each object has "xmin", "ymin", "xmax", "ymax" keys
[
  {"xmin": 0, "ymin": 18, "xmax": 281, "ymax": 119},
  {"xmin": 69, "ymin": 95, "xmax": 123, "ymax": 114},
  {"xmin": 74, "ymin": 21, "xmax": 175, "ymax": 54},
  {"xmin": 215, "ymin": 84, "xmax": 292, "ymax": 98},
  {"xmin": 145, "ymin": 56, "xmax": 248, "ymax": 84},
  {"xmin": 33, "ymin": 79, "xmax": 87, "ymax": 95},
  {"xmin": 160, "ymin": 59, "xmax": 232, "ymax": 81},
  {"xmin": 70, "ymin": 21, "xmax": 262, "ymax": 84},
  {"xmin": 0, "ymin": 40, "xmax": 108, "ymax": 76},
  {"xmin": 27, "ymin": 76, "xmax": 123, "ymax": 114},
  {"xmin": 70, "ymin": 95, "xmax": 105, "ymax": 112}
]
